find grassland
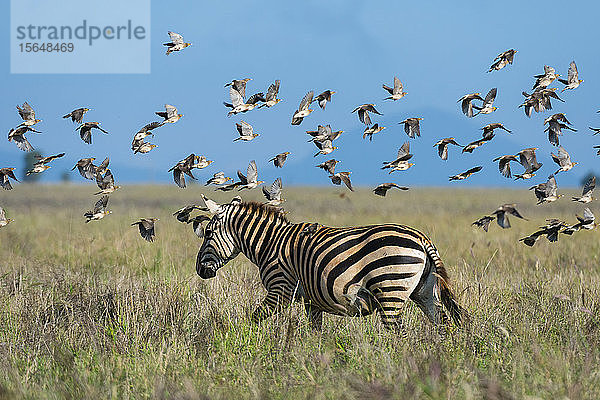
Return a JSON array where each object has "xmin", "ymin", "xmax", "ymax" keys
[{"xmin": 1, "ymin": 184, "xmax": 600, "ymax": 399}]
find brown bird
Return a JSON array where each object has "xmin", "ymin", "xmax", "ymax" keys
[
  {"xmin": 381, "ymin": 142, "xmax": 414, "ymax": 173},
  {"xmin": 530, "ymin": 175, "xmax": 561, "ymax": 204},
  {"xmin": 0, "ymin": 168, "xmax": 19, "ymax": 190},
  {"xmin": 26, "ymin": 153, "xmax": 65, "ymax": 175},
  {"xmin": 557, "ymin": 61, "xmax": 583, "ymax": 92},
  {"xmin": 316, "ymin": 159, "xmax": 340, "ymax": 175},
  {"xmin": 0, "ymin": 206, "xmax": 14, "ymax": 228},
  {"xmin": 433, "ymin": 137, "xmax": 461, "ymax": 160},
  {"xmin": 224, "ymin": 87, "xmax": 257, "ymax": 116},
  {"xmin": 399, "ymin": 118, "xmax": 423, "ymax": 138},
  {"xmin": 492, "ymin": 155, "xmax": 518, "ymax": 178},
  {"xmin": 76, "ymin": 122, "xmax": 108, "ymax": 144},
  {"xmin": 236, "ymin": 160, "xmax": 264, "ymax": 190},
  {"xmin": 313, "ymin": 90, "xmax": 336, "ymax": 109},
  {"xmin": 173, "ymin": 205, "xmax": 206, "ymax": 223},
  {"xmin": 306, "ymin": 124, "xmax": 343, "ymax": 142},
  {"xmin": 95, "ymin": 169, "xmax": 120, "ymax": 195},
  {"xmin": 84, "ymin": 195, "xmax": 111, "ymax": 223},
  {"xmin": 564, "ymin": 208, "xmax": 596, "ymax": 233},
  {"xmin": 132, "ymin": 139, "xmax": 158, "ymax": 154},
  {"xmin": 472, "ymin": 215, "xmax": 495, "ymax": 232},
  {"xmin": 234, "ymin": 121, "xmax": 260, "ymax": 142},
  {"xmin": 8, "ymin": 125, "xmax": 40, "ymax": 152},
  {"xmin": 205, "ymin": 172, "xmax": 232, "ymax": 186},
  {"xmin": 514, "ymin": 148, "xmax": 543, "ymax": 180},
  {"xmin": 189, "ymin": 215, "xmax": 212, "ymax": 238},
  {"xmin": 533, "ymin": 65, "xmax": 559, "ymax": 90},
  {"xmin": 458, "ymin": 93, "xmax": 483, "ymax": 118},
  {"xmin": 544, "ymin": 113, "xmax": 576, "ymax": 147},
  {"xmin": 169, "ymin": 154, "xmax": 198, "ymax": 188},
  {"xmin": 291, "ymin": 91, "xmax": 314, "ymax": 125},
  {"xmin": 492, "ymin": 204, "xmax": 527, "ymax": 229},
  {"xmin": 131, "ymin": 218, "xmax": 158, "ymax": 242},
  {"xmin": 363, "ymin": 124, "xmax": 385, "ymax": 141},
  {"xmin": 462, "ymin": 135, "xmax": 494, "ymax": 153},
  {"xmin": 16, "ymin": 102, "xmax": 41, "ymax": 127},
  {"xmin": 262, "ymin": 177, "xmax": 285, "ymax": 206},
  {"xmin": 259, "ymin": 80, "xmax": 282, "ymax": 108},
  {"xmin": 520, "ymin": 87, "xmax": 564, "ymax": 117},
  {"xmin": 488, "ymin": 49, "xmax": 517, "ymax": 72},
  {"xmin": 482, "ymin": 123, "xmax": 511, "ymax": 139},
  {"xmin": 572, "ymin": 176, "xmax": 595, "ymax": 203},
  {"xmin": 329, "ymin": 171, "xmax": 353, "ymax": 191},
  {"xmin": 313, "ymin": 139, "xmax": 338, "ymax": 157},
  {"xmin": 156, "ymin": 104, "xmax": 183, "ymax": 124},
  {"xmin": 352, "ymin": 104, "xmax": 382, "ymax": 126},
  {"xmin": 551, "ymin": 146, "xmax": 577, "ymax": 174},
  {"xmin": 163, "ymin": 31, "xmax": 191, "ymax": 55},
  {"xmin": 269, "ymin": 152, "xmax": 291, "ymax": 168},
  {"xmin": 373, "ymin": 183, "xmax": 409, "ymax": 196},
  {"xmin": 520, "ymin": 219, "xmax": 568, "ymax": 246},
  {"xmin": 63, "ymin": 108, "xmax": 90, "ymax": 124},
  {"xmin": 382, "ymin": 77, "xmax": 407, "ymax": 101},
  {"xmin": 449, "ymin": 166, "xmax": 483, "ymax": 181},
  {"xmin": 133, "ymin": 121, "xmax": 164, "ymax": 142},
  {"xmin": 224, "ymin": 78, "xmax": 252, "ymax": 99},
  {"xmin": 472, "ymin": 88, "xmax": 498, "ymax": 115}
]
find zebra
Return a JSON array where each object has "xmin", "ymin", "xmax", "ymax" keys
[{"xmin": 195, "ymin": 195, "xmax": 467, "ymax": 331}]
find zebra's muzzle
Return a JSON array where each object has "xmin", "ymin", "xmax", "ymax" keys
[{"xmin": 197, "ymin": 260, "xmax": 217, "ymax": 279}]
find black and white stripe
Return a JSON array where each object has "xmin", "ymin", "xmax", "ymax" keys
[{"xmin": 196, "ymin": 198, "xmax": 466, "ymax": 331}]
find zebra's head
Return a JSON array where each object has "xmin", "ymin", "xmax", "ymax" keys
[{"xmin": 196, "ymin": 195, "xmax": 242, "ymax": 279}]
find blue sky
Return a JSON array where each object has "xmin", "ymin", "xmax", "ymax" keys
[{"xmin": 2, "ymin": 1, "xmax": 599, "ymax": 188}]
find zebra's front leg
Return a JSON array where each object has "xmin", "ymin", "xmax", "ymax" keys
[
  {"xmin": 304, "ymin": 301, "xmax": 323, "ymax": 331},
  {"xmin": 251, "ymin": 288, "xmax": 293, "ymax": 323}
]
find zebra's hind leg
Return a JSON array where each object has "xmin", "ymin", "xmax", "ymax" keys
[
  {"xmin": 378, "ymin": 304, "xmax": 408, "ymax": 336},
  {"xmin": 409, "ymin": 257, "xmax": 448, "ymax": 326},
  {"xmin": 304, "ymin": 301, "xmax": 323, "ymax": 330}
]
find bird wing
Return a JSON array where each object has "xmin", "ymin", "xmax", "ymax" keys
[
  {"xmin": 229, "ymin": 87, "xmax": 244, "ymax": 107},
  {"xmin": 246, "ymin": 160, "xmax": 258, "ymax": 183},
  {"xmin": 173, "ymin": 169, "xmax": 186, "ymax": 188},
  {"xmin": 299, "ymin": 91, "xmax": 314, "ymax": 111},
  {"xmin": 266, "ymin": 80, "xmax": 280, "ymax": 101},
  {"xmin": 466, "ymin": 166, "xmax": 483, "ymax": 175},
  {"xmin": 568, "ymin": 61, "xmax": 578, "ymax": 83},
  {"xmin": 397, "ymin": 141, "xmax": 410, "ymax": 160},
  {"xmin": 93, "ymin": 195, "xmax": 109, "ymax": 213},
  {"xmin": 582, "ymin": 176, "xmax": 595, "ymax": 196},
  {"xmin": 168, "ymin": 31, "xmax": 184, "ymax": 45},
  {"xmin": 393, "ymin": 76, "xmax": 403, "ymax": 94},
  {"xmin": 240, "ymin": 121, "xmax": 253, "ymax": 136},
  {"xmin": 339, "ymin": 172, "xmax": 353, "ymax": 191},
  {"xmin": 17, "ymin": 102, "xmax": 35, "ymax": 120},
  {"xmin": 546, "ymin": 175, "xmax": 558, "ymax": 197},
  {"xmin": 42, "ymin": 153, "xmax": 66, "ymax": 164},
  {"xmin": 483, "ymin": 88, "xmax": 497, "ymax": 107}
]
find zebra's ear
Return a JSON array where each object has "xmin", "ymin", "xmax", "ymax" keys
[
  {"xmin": 201, "ymin": 194, "xmax": 223, "ymax": 214},
  {"xmin": 230, "ymin": 196, "xmax": 242, "ymax": 205}
]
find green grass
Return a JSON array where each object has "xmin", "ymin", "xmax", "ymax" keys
[{"xmin": 1, "ymin": 184, "xmax": 600, "ymax": 399}]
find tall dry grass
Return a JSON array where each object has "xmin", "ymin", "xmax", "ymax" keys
[{"xmin": 1, "ymin": 184, "xmax": 599, "ymax": 399}]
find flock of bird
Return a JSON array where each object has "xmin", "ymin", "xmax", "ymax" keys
[{"xmin": 0, "ymin": 35, "xmax": 598, "ymax": 246}]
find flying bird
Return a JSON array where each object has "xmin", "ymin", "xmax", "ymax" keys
[
  {"xmin": 492, "ymin": 204, "xmax": 527, "ymax": 229},
  {"xmin": 133, "ymin": 121, "xmax": 164, "ymax": 142},
  {"xmin": 0, "ymin": 206, "xmax": 13, "ymax": 228},
  {"xmin": 492, "ymin": 155, "xmax": 518, "ymax": 178},
  {"xmin": 352, "ymin": 104, "xmax": 382, "ymax": 126},
  {"xmin": 458, "ymin": 93, "xmax": 483, "ymax": 118},
  {"xmin": 84, "ymin": 195, "xmax": 110, "ymax": 223},
  {"xmin": 0, "ymin": 168, "xmax": 19, "ymax": 190},
  {"xmin": 259, "ymin": 80, "xmax": 282, "ymax": 108},
  {"xmin": 26, "ymin": 153, "xmax": 65, "ymax": 175},
  {"xmin": 520, "ymin": 219, "xmax": 568, "ymax": 246},
  {"xmin": 163, "ymin": 31, "xmax": 191, "ymax": 55},
  {"xmin": 316, "ymin": 159, "xmax": 340, "ymax": 175},
  {"xmin": 205, "ymin": 172, "xmax": 232, "ymax": 186},
  {"xmin": 473, "ymin": 88, "xmax": 498, "ymax": 115},
  {"xmin": 63, "ymin": 108, "xmax": 90, "ymax": 124},
  {"xmin": 399, "ymin": 118, "xmax": 423, "ymax": 138},
  {"xmin": 76, "ymin": 122, "xmax": 108, "ymax": 144},
  {"xmin": 313, "ymin": 90, "xmax": 336, "ymax": 109},
  {"xmin": 269, "ymin": 152, "xmax": 291, "ymax": 168},
  {"xmin": 234, "ymin": 121, "xmax": 260, "ymax": 142},
  {"xmin": 313, "ymin": 139, "xmax": 338, "ymax": 157},
  {"xmin": 132, "ymin": 218, "xmax": 158, "ymax": 242},
  {"xmin": 156, "ymin": 104, "xmax": 183, "ymax": 124},
  {"xmin": 373, "ymin": 183, "xmax": 409, "ymax": 197},
  {"xmin": 530, "ymin": 175, "xmax": 561, "ymax": 204},
  {"xmin": 514, "ymin": 148, "xmax": 542, "ymax": 180},
  {"xmin": 533, "ymin": 65, "xmax": 560, "ymax": 90},
  {"xmin": 472, "ymin": 215, "xmax": 495, "ymax": 232},
  {"xmin": 95, "ymin": 169, "xmax": 120, "ymax": 195},
  {"xmin": 382, "ymin": 142, "xmax": 414, "ymax": 173},
  {"xmin": 462, "ymin": 136, "xmax": 494, "ymax": 153},
  {"xmin": 572, "ymin": 176, "xmax": 595, "ymax": 203},
  {"xmin": 16, "ymin": 102, "xmax": 41, "ymax": 127},
  {"xmin": 363, "ymin": 124, "xmax": 385, "ymax": 141},
  {"xmin": 481, "ymin": 123, "xmax": 511, "ymax": 139},
  {"xmin": 173, "ymin": 205, "xmax": 206, "ymax": 224},
  {"xmin": 132, "ymin": 139, "xmax": 158, "ymax": 154},
  {"xmin": 224, "ymin": 87, "xmax": 257, "ymax": 116},
  {"xmin": 382, "ymin": 77, "xmax": 407, "ymax": 101},
  {"xmin": 169, "ymin": 154, "xmax": 198, "ymax": 188},
  {"xmin": 224, "ymin": 78, "xmax": 252, "ymax": 99},
  {"xmin": 449, "ymin": 166, "xmax": 483, "ymax": 181},
  {"xmin": 488, "ymin": 49, "xmax": 517, "ymax": 72},
  {"xmin": 433, "ymin": 138, "xmax": 461, "ymax": 160},
  {"xmin": 558, "ymin": 61, "xmax": 583, "ymax": 92},
  {"xmin": 262, "ymin": 178, "xmax": 284, "ymax": 206},
  {"xmin": 237, "ymin": 160, "xmax": 264, "ymax": 190},
  {"xmin": 329, "ymin": 172, "xmax": 353, "ymax": 191},
  {"xmin": 544, "ymin": 113, "xmax": 576, "ymax": 147},
  {"xmin": 551, "ymin": 146, "xmax": 578, "ymax": 174},
  {"xmin": 8, "ymin": 126, "xmax": 40, "ymax": 152},
  {"xmin": 291, "ymin": 91, "xmax": 315, "ymax": 125}
]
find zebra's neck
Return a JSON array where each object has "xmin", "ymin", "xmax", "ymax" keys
[{"xmin": 228, "ymin": 204, "xmax": 291, "ymax": 267}]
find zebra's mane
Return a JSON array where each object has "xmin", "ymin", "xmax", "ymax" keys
[{"xmin": 236, "ymin": 201, "xmax": 290, "ymax": 223}]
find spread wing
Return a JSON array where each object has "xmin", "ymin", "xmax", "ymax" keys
[
  {"xmin": 168, "ymin": 31, "xmax": 184, "ymax": 45},
  {"xmin": 246, "ymin": 160, "xmax": 258, "ymax": 183},
  {"xmin": 582, "ymin": 176, "xmax": 595, "ymax": 196},
  {"xmin": 229, "ymin": 87, "xmax": 244, "ymax": 107},
  {"xmin": 299, "ymin": 91, "xmax": 314, "ymax": 111},
  {"xmin": 483, "ymin": 88, "xmax": 497, "ymax": 107},
  {"xmin": 568, "ymin": 61, "xmax": 578, "ymax": 83},
  {"xmin": 266, "ymin": 80, "xmax": 280, "ymax": 100}
]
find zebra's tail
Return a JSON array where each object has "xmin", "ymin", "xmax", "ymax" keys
[{"xmin": 422, "ymin": 239, "xmax": 469, "ymax": 326}]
